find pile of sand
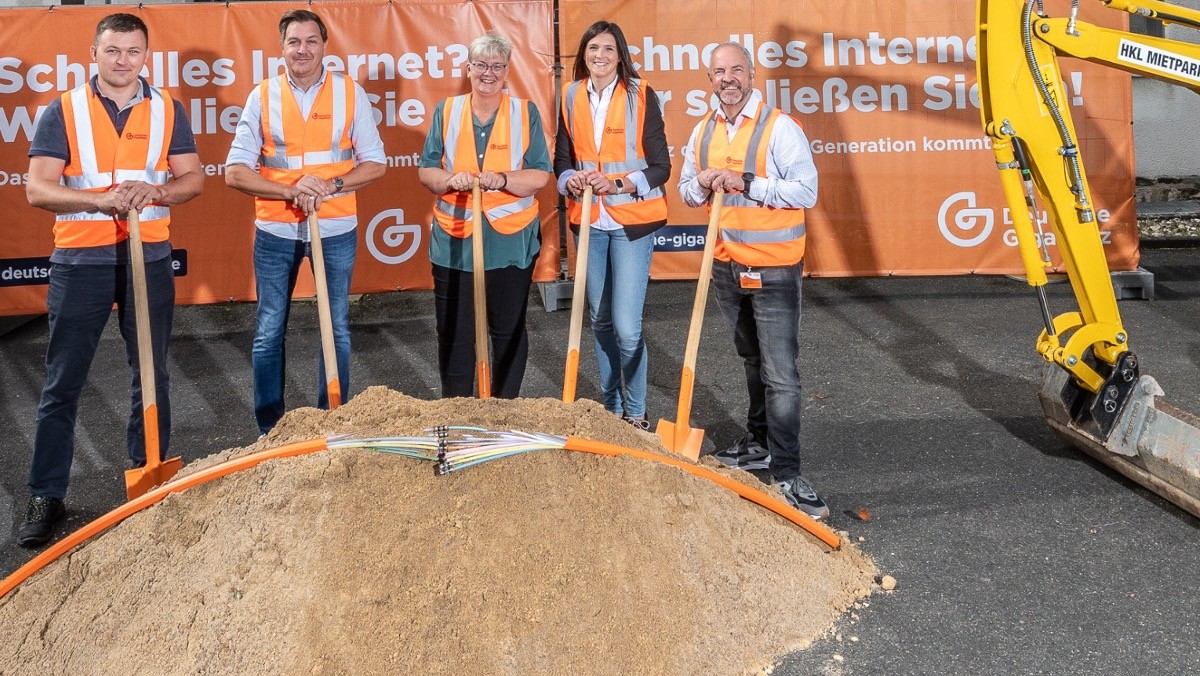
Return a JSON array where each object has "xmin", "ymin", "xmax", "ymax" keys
[{"xmin": 0, "ymin": 387, "xmax": 877, "ymax": 674}]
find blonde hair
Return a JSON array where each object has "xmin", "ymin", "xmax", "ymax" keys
[{"xmin": 468, "ymin": 31, "xmax": 513, "ymax": 63}]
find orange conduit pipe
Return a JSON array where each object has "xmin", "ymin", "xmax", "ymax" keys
[
  {"xmin": 0, "ymin": 438, "xmax": 330, "ymax": 601},
  {"xmin": 562, "ymin": 437, "xmax": 841, "ymax": 550},
  {"xmin": 1, "ymin": 433, "xmax": 840, "ymax": 601}
]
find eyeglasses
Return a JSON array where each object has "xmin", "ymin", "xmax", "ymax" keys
[{"xmin": 471, "ymin": 62, "xmax": 509, "ymax": 74}]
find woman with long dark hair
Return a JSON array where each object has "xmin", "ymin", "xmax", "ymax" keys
[{"xmin": 556, "ymin": 21, "xmax": 672, "ymax": 429}]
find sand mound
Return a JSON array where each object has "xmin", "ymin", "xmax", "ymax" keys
[{"xmin": 0, "ymin": 387, "xmax": 876, "ymax": 674}]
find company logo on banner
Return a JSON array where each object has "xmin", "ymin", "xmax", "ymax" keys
[
  {"xmin": 937, "ymin": 191, "xmax": 994, "ymax": 248},
  {"xmin": 366, "ymin": 209, "xmax": 423, "ymax": 265},
  {"xmin": 937, "ymin": 191, "xmax": 1116, "ymax": 249}
]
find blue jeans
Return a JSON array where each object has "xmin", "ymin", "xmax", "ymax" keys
[
  {"xmin": 30, "ymin": 258, "xmax": 175, "ymax": 499},
  {"xmin": 712, "ymin": 259, "xmax": 804, "ymax": 481},
  {"xmin": 252, "ymin": 228, "xmax": 355, "ymax": 434},
  {"xmin": 576, "ymin": 227, "xmax": 654, "ymax": 418}
]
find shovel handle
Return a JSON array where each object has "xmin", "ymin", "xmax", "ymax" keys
[
  {"xmin": 308, "ymin": 213, "xmax": 342, "ymax": 409},
  {"xmin": 672, "ymin": 190, "xmax": 724, "ymax": 448},
  {"xmin": 127, "ymin": 209, "xmax": 162, "ymax": 466},
  {"xmin": 563, "ymin": 184, "xmax": 594, "ymax": 403},
  {"xmin": 471, "ymin": 180, "xmax": 491, "ymax": 399}
]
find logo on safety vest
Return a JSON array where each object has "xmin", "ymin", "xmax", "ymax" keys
[
  {"xmin": 311, "ymin": 113, "xmax": 332, "ymax": 120},
  {"xmin": 725, "ymin": 157, "xmax": 745, "ymax": 169},
  {"xmin": 604, "ymin": 127, "xmax": 624, "ymax": 135},
  {"xmin": 366, "ymin": 208, "xmax": 422, "ymax": 265},
  {"xmin": 489, "ymin": 143, "xmax": 509, "ymax": 151},
  {"xmin": 124, "ymin": 133, "xmax": 149, "ymax": 140},
  {"xmin": 937, "ymin": 191, "xmax": 994, "ymax": 247}
]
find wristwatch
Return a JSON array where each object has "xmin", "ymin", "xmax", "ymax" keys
[
  {"xmin": 741, "ymin": 172, "xmax": 755, "ymax": 195},
  {"xmin": 332, "ymin": 177, "xmax": 344, "ymax": 192},
  {"xmin": 613, "ymin": 177, "xmax": 626, "ymax": 194}
]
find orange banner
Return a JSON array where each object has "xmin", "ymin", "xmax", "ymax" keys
[
  {"xmin": 0, "ymin": 0, "xmax": 557, "ymax": 316},
  {"xmin": 560, "ymin": 0, "xmax": 1138, "ymax": 280},
  {"xmin": 0, "ymin": 1, "xmax": 1138, "ymax": 316}
]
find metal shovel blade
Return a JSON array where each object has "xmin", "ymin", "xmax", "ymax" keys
[{"xmin": 655, "ymin": 418, "xmax": 704, "ymax": 461}]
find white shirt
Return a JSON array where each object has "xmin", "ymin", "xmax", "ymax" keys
[
  {"xmin": 678, "ymin": 91, "xmax": 818, "ymax": 210},
  {"xmin": 556, "ymin": 77, "xmax": 651, "ymax": 231},
  {"xmin": 226, "ymin": 68, "xmax": 386, "ymax": 241}
]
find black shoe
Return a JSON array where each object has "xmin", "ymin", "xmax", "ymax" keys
[
  {"xmin": 776, "ymin": 475, "xmax": 830, "ymax": 521},
  {"xmin": 714, "ymin": 437, "xmax": 771, "ymax": 471},
  {"xmin": 622, "ymin": 414, "xmax": 651, "ymax": 432},
  {"xmin": 17, "ymin": 496, "xmax": 65, "ymax": 548}
]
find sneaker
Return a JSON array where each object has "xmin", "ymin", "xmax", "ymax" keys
[
  {"xmin": 776, "ymin": 476, "xmax": 830, "ymax": 521},
  {"xmin": 713, "ymin": 437, "xmax": 771, "ymax": 471},
  {"xmin": 622, "ymin": 415, "xmax": 651, "ymax": 432},
  {"xmin": 16, "ymin": 495, "xmax": 66, "ymax": 548}
]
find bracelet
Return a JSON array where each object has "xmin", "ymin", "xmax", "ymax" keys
[{"xmin": 500, "ymin": 172, "xmax": 509, "ymax": 190}]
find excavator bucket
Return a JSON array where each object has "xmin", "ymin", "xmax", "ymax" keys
[{"xmin": 1040, "ymin": 365, "xmax": 1200, "ymax": 518}]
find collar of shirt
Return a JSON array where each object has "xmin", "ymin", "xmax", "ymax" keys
[
  {"xmin": 285, "ymin": 67, "xmax": 328, "ymax": 95},
  {"xmin": 586, "ymin": 77, "xmax": 618, "ymax": 103},
  {"xmin": 716, "ymin": 90, "xmax": 764, "ymax": 128},
  {"xmin": 89, "ymin": 75, "xmax": 149, "ymax": 113}
]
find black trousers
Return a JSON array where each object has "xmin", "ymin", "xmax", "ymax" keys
[{"xmin": 432, "ymin": 262, "xmax": 534, "ymax": 399}]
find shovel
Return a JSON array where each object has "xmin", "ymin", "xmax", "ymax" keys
[
  {"xmin": 562, "ymin": 184, "xmax": 594, "ymax": 403},
  {"xmin": 656, "ymin": 190, "xmax": 724, "ymax": 460},
  {"xmin": 307, "ymin": 212, "xmax": 342, "ymax": 409},
  {"xmin": 471, "ymin": 180, "xmax": 492, "ymax": 399},
  {"xmin": 124, "ymin": 209, "xmax": 183, "ymax": 499}
]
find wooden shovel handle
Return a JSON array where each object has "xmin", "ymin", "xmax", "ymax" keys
[
  {"xmin": 308, "ymin": 213, "xmax": 341, "ymax": 408},
  {"xmin": 563, "ymin": 184, "xmax": 594, "ymax": 403},
  {"xmin": 471, "ymin": 180, "xmax": 491, "ymax": 399}
]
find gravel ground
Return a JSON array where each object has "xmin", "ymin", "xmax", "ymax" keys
[{"xmin": 1140, "ymin": 217, "xmax": 1200, "ymax": 240}]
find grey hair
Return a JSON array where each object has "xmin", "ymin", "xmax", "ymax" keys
[
  {"xmin": 468, "ymin": 31, "xmax": 514, "ymax": 63},
  {"xmin": 709, "ymin": 41, "xmax": 754, "ymax": 74}
]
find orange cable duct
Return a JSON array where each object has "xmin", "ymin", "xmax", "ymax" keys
[
  {"xmin": 1, "ymin": 433, "xmax": 840, "ymax": 600},
  {"xmin": 562, "ymin": 437, "xmax": 842, "ymax": 549}
]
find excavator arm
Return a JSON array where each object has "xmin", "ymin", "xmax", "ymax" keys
[{"xmin": 977, "ymin": 0, "xmax": 1200, "ymax": 516}]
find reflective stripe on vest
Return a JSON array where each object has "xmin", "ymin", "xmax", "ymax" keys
[
  {"xmin": 255, "ymin": 72, "xmax": 357, "ymax": 223},
  {"xmin": 55, "ymin": 82, "xmax": 173, "ymax": 247},
  {"xmin": 696, "ymin": 105, "xmax": 807, "ymax": 266},
  {"xmin": 433, "ymin": 94, "xmax": 539, "ymax": 237},
  {"xmin": 562, "ymin": 78, "xmax": 667, "ymax": 227}
]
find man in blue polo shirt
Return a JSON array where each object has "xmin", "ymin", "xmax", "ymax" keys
[{"xmin": 19, "ymin": 13, "xmax": 203, "ymax": 548}]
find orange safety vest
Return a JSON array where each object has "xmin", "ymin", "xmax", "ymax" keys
[
  {"xmin": 694, "ymin": 105, "xmax": 807, "ymax": 266},
  {"xmin": 55, "ymin": 82, "xmax": 174, "ymax": 248},
  {"xmin": 434, "ymin": 93, "xmax": 539, "ymax": 238},
  {"xmin": 561, "ymin": 78, "xmax": 667, "ymax": 228},
  {"xmin": 255, "ymin": 72, "xmax": 357, "ymax": 224}
]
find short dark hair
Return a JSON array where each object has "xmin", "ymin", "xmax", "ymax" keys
[
  {"xmin": 572, "ymin": 21, "xmax": 637, "ymax": 85},
  {"xmin": 95, "ymin": 13, "xmax": 148, "ymax": 45},
  {"xmin": 279, "ymin": 10, "xmax": 328, "ymax": 43}
]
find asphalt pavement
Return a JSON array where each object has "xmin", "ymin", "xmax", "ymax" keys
[{"xmin": 2, "ymin": 246, "xmax": 1198, "ymax": 674}]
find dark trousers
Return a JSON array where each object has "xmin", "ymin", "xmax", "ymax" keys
[
  {"xmin": 432, "ymin": 262, "xmax": 534, "ymax": 399},
  {"xmin": 712, "ymin": 259, "xmax": 804, "ymax": 481},
  {"xmin": 30, "ymin": 258, "xmax": 175, "ymax": 499}
]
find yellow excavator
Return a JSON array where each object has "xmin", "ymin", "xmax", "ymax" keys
[{"xmin": 977, "ymin": 0, "xmax": 1200, "ymax": 516}]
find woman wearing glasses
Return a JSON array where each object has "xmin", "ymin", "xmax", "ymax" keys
[
  {"xmin": 556, "ymin": 21, "xmax": 671, "ymax": 429},
  {"xmin": 417, "ymin": 32, "xmax": 551, "ymax": 398}
]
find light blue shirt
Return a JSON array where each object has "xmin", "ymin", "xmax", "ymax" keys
[{"xmin": 226, "ymin": 68, "xmax": 386, "ymax": 241}]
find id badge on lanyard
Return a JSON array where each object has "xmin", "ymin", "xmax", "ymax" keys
[{"xmin": 738, "ymin": 268, "xmax": 762, "ymax": 289}]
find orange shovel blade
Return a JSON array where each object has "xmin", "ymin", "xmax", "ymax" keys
[
  {"xmin": 654, "ymin": 418, "xmax": 704, "ymax": 461},
  {"xmin": 124, "ymin": 455, "xmax": 183, "ymax": 500}
]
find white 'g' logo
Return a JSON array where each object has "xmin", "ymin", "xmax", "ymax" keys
[
  {"xmin": 937, "ymin": 192, "xmax": 994, "ymax": 248},
  {"xmin": 366, "ymin": 209, "xmax": 422, "ymax": 264}
]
